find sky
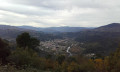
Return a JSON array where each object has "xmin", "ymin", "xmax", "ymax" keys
[{"xmin": 0, "ymin": 0, "xmax": 120, "ymax": 27}]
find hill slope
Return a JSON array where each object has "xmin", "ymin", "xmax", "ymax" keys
[
  {"xmin": 66, "ymin": 23, "xmax": 120, "ymax": 55},
  {"xmin": 93, "ymin": 23, "xmax": 120, "ymax": 32}
]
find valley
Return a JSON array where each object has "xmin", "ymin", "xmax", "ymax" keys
[
  {"xmin": 39, "ymin": 38, "xmax": 84, "ymax": 56},
  {"xmin": 0, "ymin": 23, "xmax": 120, "ymax": 56}
]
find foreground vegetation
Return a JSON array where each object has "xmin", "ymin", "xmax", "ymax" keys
[{"xmin": 0, "ymin": 32, "xmax": 120, "ymax": 72}]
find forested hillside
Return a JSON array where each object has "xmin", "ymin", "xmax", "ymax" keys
[{"xmin": 63, "ymin": 23, "xmax": 120, "ymax": 55}]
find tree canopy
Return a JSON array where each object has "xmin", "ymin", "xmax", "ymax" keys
[
  {"xmin": 0, "ymin": 38, "xmax": 10, "ymax": 63},
  {"xmin": 16, "ymin": 32, "xmax": 40, "ymax": 49}
]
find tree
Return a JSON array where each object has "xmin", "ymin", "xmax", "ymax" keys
[
  {"xmin": 16, "ymin": 32, "xmax": 31, "ymax": 48},
  {"xmin": 56, "ymin": 55, "xmax": 65, "ymax": 65},
  {"xmin": 104, "ymin": 48, "xmax": 120, "ymax": 72},
  {"xmin": 67, "ymin": 56, "xmax": 76, "ymax": 63},
  {"xmin": 61, "ymin": 61, "xmax": 68, "ymax": 72},
  {"xmin": 16, "ymin": 32, "xmax": 40, "ymax": 49},
  {"xmin": 0, "ymin": 38, "xmax": 10, "ymax": 64},
  {"xmin": 67, "ymin": 62, "xmax": 80, "ymax": 72},
  {"xmin": 94, "ymin": 59, "xmax": 105, "ymax": 72},
  {"xmin": 30, "ymin": 37, "xmax": 40, "ymax": 49}
]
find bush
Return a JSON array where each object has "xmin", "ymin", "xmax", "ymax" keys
[{"xmin": 8, "ymin": 48, "xmax": 44, "ymax": 69}]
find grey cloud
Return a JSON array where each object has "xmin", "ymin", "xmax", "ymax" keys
[
  {"xmin": 7, "ymin": 0, "xmax": 120, "ymax": 9},
  {"xmin": 0, "ymin": 0, "xmax": 120, "ymax": 27}
]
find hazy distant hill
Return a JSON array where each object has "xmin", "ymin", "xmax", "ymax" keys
[
  {"xmin": 93, "ymin": 23, "xmax": 120, "ymax": 32},
  {"xmin": 18, "ymin": 26, "xmax": 94, "ymax": 33},
  {"xmin": 0, "ymin": 25, "xmax": 30, "ymax": 40},
  {"xmin": 47, "ymin": 27, "xmax": 94, "ymax": 32},
  {"xmin": 0, "ymin": 25, "xmax": 20, "ymax": 30},
  {"xmin": 0, "ymin": 25, "xmax": 62, "ymax": 41}
]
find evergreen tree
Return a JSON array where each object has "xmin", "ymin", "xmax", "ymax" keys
[{"xmin": 16, "ymin": 32, "xmax": 40, "ymax": 49}]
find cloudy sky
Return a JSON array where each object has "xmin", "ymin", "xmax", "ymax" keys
[{"xmin": 0, "ymin": 0, "xmax": 120, "ymax": 27}]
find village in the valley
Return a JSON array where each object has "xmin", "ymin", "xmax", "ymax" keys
[{"xmin": 39, "ymin": 38, "xmax": 84, "ymax": 56}]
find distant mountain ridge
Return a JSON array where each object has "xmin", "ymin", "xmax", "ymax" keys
[
  {"xmin": 18, "ymin": 26, "xmax": 94, "ymax": 33},
  {"xmin": 0, "ymin": 25, "xmax": 23, "ymax": 30},
  {"xmin": 0, "ymin": 25, "xmax": 62, "ymax": 41},
  {"xmin": 0, "ymin": 23, "xmax": 120, "ymax": 41}
]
